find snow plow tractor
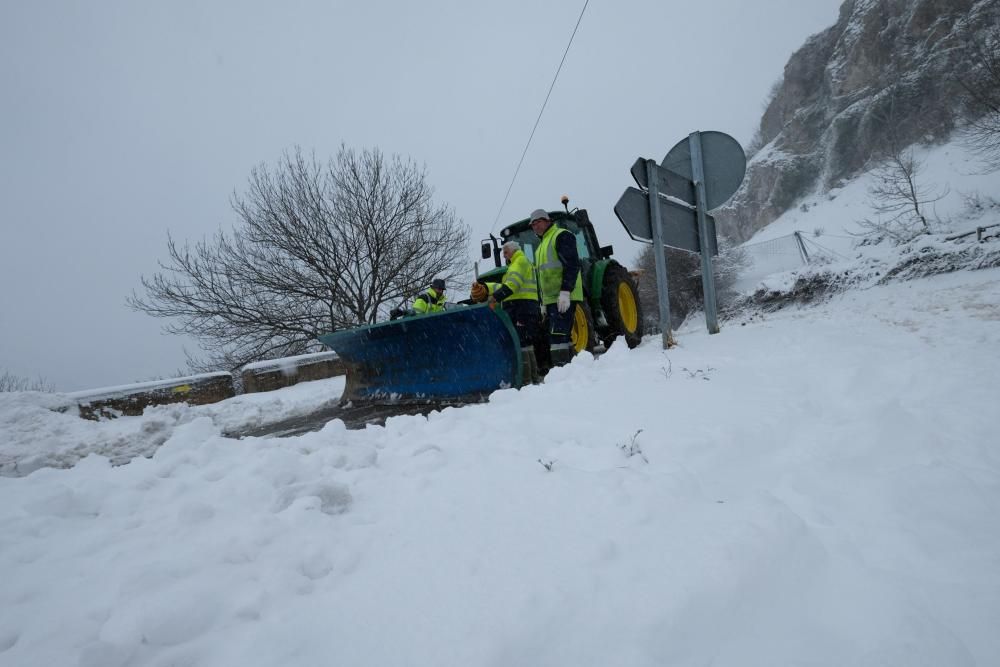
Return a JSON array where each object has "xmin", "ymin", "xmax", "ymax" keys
[
  {"xmin": 317, "ymin": 199, "xmax": 643, "ymax": 406},
  {"xmin": 477, "ymin": 199, "xmax": 643, "ymax": 354}
]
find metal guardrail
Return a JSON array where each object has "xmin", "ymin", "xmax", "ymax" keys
[
  {"xmin": 945, "ymin": 223, "xmax": 1000, "ymax": 242},
  {"xmin": 239, "ymin": 352, "xmax": 345, "ymax": 393},
  {"xmin": 72, "ymin": 352, "xmax": 347, "ymax": 420},
  {"xmin": 74, "ymin": 372, "xmax": 236, "ymax": 420}
]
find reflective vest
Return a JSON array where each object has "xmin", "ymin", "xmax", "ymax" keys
[
  {"xmin": 412, "ymin": 287, "xmax": 445, "ymax": 314},
  {"xmin": 535, "ymin": 225, "xmax": 583, "ymax": 305},
  {"xmin": 488, "ymin": 249, "xmax": 538, "ymax": 302}
]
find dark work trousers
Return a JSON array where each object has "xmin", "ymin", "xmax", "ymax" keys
[
  {"xmin": 545, "ymin": 302, "xmax": 575, "ymax": 366},
  {"xmin": 502, "ymin": 299, "xmax": 544, "ymax": 382},
  {"xmin": 502, "ymin": 299, "xmax": 542, "ymax": 348}
]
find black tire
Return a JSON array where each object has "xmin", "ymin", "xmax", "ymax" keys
[
  {"xmin": 571, "ymin": 301, "xmax": 598, "ymax": 354},
  {"xmin": 600, "ymin": 264, "xmax": 643, "ymax": 349}
]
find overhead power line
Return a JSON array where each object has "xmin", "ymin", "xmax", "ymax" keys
[{"xmin": 490, "ymin": 0, "xmax": 591, "ymax": 232}]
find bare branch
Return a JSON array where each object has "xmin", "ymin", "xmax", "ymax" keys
[
  {"xmin": 853, "ymin": 78, "xmax": 950, "ymax": 244},
  {"xmin": 956, "ymin": 25, "xmax": 1000, "ymax": 172},
  {"xmin": 129, "ymin": 145, "xmax": 470, "ymax": 371}
]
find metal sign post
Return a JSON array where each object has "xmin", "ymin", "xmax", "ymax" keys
[
  {"xmin": 644, "ymin": 159, "xmax": 675, "ymax": 348},
  {"xmin": 614, "ymin": 130, "xmax": 746, "ymax": 342},
  {"xmin": 688, "ymin": 131, "xmax": 720, "ymax": 334}
]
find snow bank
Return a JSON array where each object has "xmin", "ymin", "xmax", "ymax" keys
[
  {"xmin": 0, "ymin": 376, "xmax": 345, "ymax": 477},
  {"xmin": 1, "ymin": 267, "xmax": 998, "ymax": 665}
]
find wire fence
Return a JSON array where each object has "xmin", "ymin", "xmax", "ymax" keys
[
  {"xmin": 739, "ymin": 233, "xmax": 809, "ymax": 285},
  {"xmin": 945, "ymin": 222, "xmax": 1000, "ymax": 242},
  {"xmin": 737, "ymin": 232, "xmax": 847, "ymax": 290}
]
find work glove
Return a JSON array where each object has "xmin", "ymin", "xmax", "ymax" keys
[
  {"xmin": 540, "ymin": 303, "xmax": 546, "ymax": 317},
  {"xmin": 557, "ymin": 290, "xmax": 571, "ymax": 313},
  {"xmin": 470, "ymin": 282, "xmax": 488, "ymax": 303}
]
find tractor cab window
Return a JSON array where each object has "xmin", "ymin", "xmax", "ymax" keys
[
  {"xmin": 558, "ymin": 221, "xmax": 592, "ymax": 261},
  {"xmin": 507, "ymin": 229, "xmax": 541, "ymax": 264},
  {"xmin": 573, "ymin": 229, "xmax": 591, "ymax": 260},
  {"xmin": 504, "ymin": 221, "xmax": 591, "ymax": 264}
]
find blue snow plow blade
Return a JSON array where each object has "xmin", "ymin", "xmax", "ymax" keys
[{"xmin": 317, "ymin": 304, "xmax": 523, "ymax": 405}]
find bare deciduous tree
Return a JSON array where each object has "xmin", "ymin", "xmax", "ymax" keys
[
  {"xmin": 129, "ymin": 145, "xmax": 470, "ymax": 371},
  {"xmin": 632, "ymin": 241, "xmax": 748, "ymax": 331},
  {"xmin": 855, "ymin": 82, "xmax": 948, "ymax": 244},
  {"xmin": 957, "ymin": 26, "xmax": 1000, "ymax": 172},
  {"xmin": 856, "ymin": 148, "xmax": 948, "ymax": 244}
]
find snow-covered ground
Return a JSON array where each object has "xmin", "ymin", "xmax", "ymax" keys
[
  {"xmin": 0, "ymin": 376, "xmax": 345, "ymax": 477},
  {"xmin": 1, "ymin": 140, "xmax": 999, "ymax": 666}
]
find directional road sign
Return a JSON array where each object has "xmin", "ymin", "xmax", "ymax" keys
[
  {"xmin": 614, "ymin": 186, "xmax": 718, "ymax": 256},
  {"xmin": 629, "ymin": 158, "xmax": 695, "ymax": 206}
]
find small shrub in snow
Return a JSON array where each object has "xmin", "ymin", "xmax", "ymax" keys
[
  {"xmin": 960, "ymin": 190, "xmax": 1000, "ymax": 220},
  {"xmin": 617, "ymin": 430, "xmax": 647, "ymax": 464},
  {"xmin": 680, "ymin": 367, "xmax": 715, "ymax": 381},
  {"xmin": 0, "ymin": 371, "xmax": 53, "ymax": 393},
  {"xmin": 660, "ymin": 356, "xmax": 673, "ymax": 381}
]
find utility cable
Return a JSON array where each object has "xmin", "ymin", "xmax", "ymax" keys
[{"xmin": 490, "ymin": 0, "xmax": 591, "ymax": 233}]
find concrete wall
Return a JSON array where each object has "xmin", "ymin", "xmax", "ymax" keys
[
  {"xmin": 71, "ymin": 352, "xmax": 347, "ymax": 420},
  {"xmin": 240, "ymin": 352, "xmax": 346, "ymax": 394},
  {"xmin": 75, "ymin": 373, "xmax": 236, "ymax": 420}
]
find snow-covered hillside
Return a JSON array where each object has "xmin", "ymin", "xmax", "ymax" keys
[
  {"xmin": 734, "ymin": 140, "xmax": 1000, "ymax": 292},
  {"xmin": 1, "ymin": 140, "xmax": 999, "ymax": 666},
  {"xmin": 719, "ymin": 0, "xmax": 1000, "ymax": 241}
]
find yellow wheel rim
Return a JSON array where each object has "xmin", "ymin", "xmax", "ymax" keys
[
  {"xmin": 571, "ymin": 305, "xmax": 589, "ymax": 352},
  {"xmin": 617, "ymin": 283, "xmax": 638, "ymax": 333}
]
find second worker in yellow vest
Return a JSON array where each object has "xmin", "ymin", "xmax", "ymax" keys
[{"xmin": 481, "ymin": 241, "xmax": 541, "ymax": 353}]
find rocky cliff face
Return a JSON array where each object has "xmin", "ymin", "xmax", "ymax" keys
[{"xmin": 718, "ymin": 0, "xmax": 1000, "ymax": 242}]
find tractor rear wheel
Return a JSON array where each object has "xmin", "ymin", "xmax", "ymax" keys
[
  {"xmin": 571, "ymin": 301, "xmax": 597, "ymax": 354},
  {"xmin": 600, "ymin": 264, "xmax": 643, "ymax": 349}
]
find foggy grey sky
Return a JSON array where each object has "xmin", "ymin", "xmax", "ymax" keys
[{"xmin": 1, "ymin": 0, "xmax": 842, "ymax": 391}]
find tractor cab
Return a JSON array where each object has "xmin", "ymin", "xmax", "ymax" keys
[
  {"xmin": 477, "ymin": 198, "xmax": 641, "ymax": 353},
  {"xmin": 480, "ymin": 207, "xmax": 614, "ymax": 286}
]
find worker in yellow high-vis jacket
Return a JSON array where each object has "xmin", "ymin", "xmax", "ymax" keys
[{"xmin": 529, "ymin": 208, "xmax": 582, "ymax": 368}]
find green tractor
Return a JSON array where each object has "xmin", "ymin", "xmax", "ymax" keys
[
  {"xmin": 478, "ymin": 198, "xmax": 643, "ymax": 352},
  {"xmin": 316, "ymin": 198, "xmax": 644, "ymax": 406}
]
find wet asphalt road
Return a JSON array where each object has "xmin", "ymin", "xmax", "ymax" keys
[
  {"xmin": 224, "ymin": 346, "xmax": 608, "ymax": 439},
  {"xmin": 224, "ymin": 400, "xmax": 471, "ymax": 439}
]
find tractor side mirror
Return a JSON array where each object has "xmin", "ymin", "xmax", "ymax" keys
[
  {"xmin": 481, "ymin": 242, "xmax": 492, "ymax": 260},
  {"xmin": 600, "ymin": 244, "xmax": 614, "ymax": 258}
]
